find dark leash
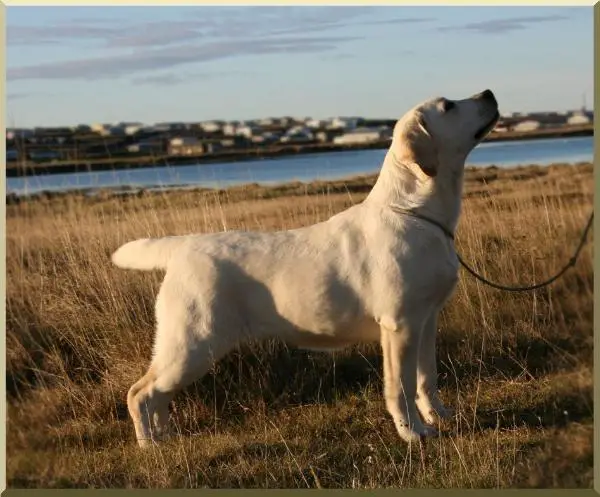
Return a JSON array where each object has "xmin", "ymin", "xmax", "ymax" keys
[{"xmin": 390, "ymin": 206, "xmax": 594, "ymax": 292}]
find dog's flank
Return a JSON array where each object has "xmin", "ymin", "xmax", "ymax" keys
[{"xmin": 112, "ymin": 89, "xmax": 500, "ymax": 448}]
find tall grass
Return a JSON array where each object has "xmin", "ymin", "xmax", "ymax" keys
[{"xmin": 6, "ymin": 163, "xmax": 593, "ymax": 488}]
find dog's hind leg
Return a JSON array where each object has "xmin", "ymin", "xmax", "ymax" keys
[
  {"xmin": 416, "ymin": 312, "xmax": 453, "ymax": 426},
  {"xmin": 127, "ymin": 260, "xmax": 242, "ymax": 448},
  {"xmin": 127, "ymin": 368, "xmax": 175, "ymax": 448},
  {"xmin": 127, "ymin": 324, "xmax": 236, "ymax": 448}
]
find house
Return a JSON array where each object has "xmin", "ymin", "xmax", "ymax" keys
[
  {"xmin": 280, "ymin": 129, "xmax": 314, "ymax": 144},
  {"xmin": 326, "ymin": 117, "xmax": 361, "ymax": 131},
  {"xmin": 235, "ymin": 125, "xmax": 260, "ymax": 139},
  {"xmin": 200, "ymin": 121, "xmax": 225, "ymax": 133},
  {"xmin": 6, "ymin": 149, "xmax": 19, "ymax": 161},
  {"xmin": 90, "ymin": 123, "xmax": 112, "ymax": 133},
  {"xmin": 28, "ymin": 150, "xmax": 61, "ymax": 162},
  {"xmin": 98, "ymin": 126, "xmax": 126, "ymax": 137},
  {"xmin": 332, "ymin": 127, "xmax": 390, "ymax": 145},
  {"xmin": 153, "ymin": 122, "xmax": 188, "ymax": 133},
  {"xmin": 567, "ymin": 111, "xmax": 591, "ymax": 126},
  {"xmin": 223, "ymin": 123, "xmax": 237, "ymax": 136},
  {"xmin": 257, "ymin": 118, "xmax": 275, "ymax": 126},
  {"xmin": 305, "ymin": 118, "xmax": 325, "ymax": 129},
  {"xmin": 127, "ymin": 141, "xmax": 165, "ymax": 154},
  {"xmin": 511, "ymin": 120, "xmax": 541, "ymax": 132},
  {"xmin": 6, "ymin": 128, "xmax": 34, "ymax": 140},
  {"xmin": 124, "ymin": 124, "xmax": 145, "ymax": 136},
  {"xmin": 168, "ymin": 136, "xmax": 204, "ymax": 156}
]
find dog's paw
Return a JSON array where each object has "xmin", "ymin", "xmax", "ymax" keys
[
  {"xmin": 137, "ymin": 438, "xmax": 154, "ymax": 449},
  {"xmin": 396, "ymin": 422, "xmax": 438, "ymax": 443},
  {"xmin": 417, "ymin": 396, "xmax": 454, "ymax": 425}
]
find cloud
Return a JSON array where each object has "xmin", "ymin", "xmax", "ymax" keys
[
  {"xmin": 130, "ymin": 73, "xmax": 188, "ymax": 86},
  {"xmin": 131, "ymin": 70, "xmax": 241, "ymax": 86},
  {"xmin": 8, "ymin": 7, "xmax": 433, "ymax": 49},
  {"xmin": 6, "ymin": 7, "xmax": 432, "ymax": 83},
  {"xmin": 8, "ymin": 36, "xmax": 361, "ymax": 82},
  {"xmin": 8, "ymin": 20, "xmax": 207, "ymax": 48},
  {"xmin": 364, "ymin": 17, "xmax": 435, "ymax": 26},
  {"xmin": 437, "ymin": 15, "xmax": 569, "ymax": 34},
  {"xmin": 7, "ymin": 92, "xmax": 33, "ymax": 101}
]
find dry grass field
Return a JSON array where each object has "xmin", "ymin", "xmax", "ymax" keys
[{"xmin": 6, "ymin": 162, "xmax": 593, "ymax": 488}]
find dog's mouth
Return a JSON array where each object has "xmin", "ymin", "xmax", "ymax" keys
[{"xmin": 474, "ymin": 110, "xmax": 500, "ymax": 141}]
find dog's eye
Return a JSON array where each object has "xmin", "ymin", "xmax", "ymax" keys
[{"xmin": 441, "ymin": 99, "xmax": 455, "ymax": 113}]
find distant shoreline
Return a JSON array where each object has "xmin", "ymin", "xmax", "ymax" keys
[
  {"xmin": 6, "ymin": 162, "xmax": 593, "ymax": 204},
  {"xmin": 5, "ymin": 124, "xmax": 593, "ymax": 178}
]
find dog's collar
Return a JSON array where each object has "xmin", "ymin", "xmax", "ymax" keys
[{"xmin": 388, "ymin": 205, "xmax": 455, "ymax": 241}]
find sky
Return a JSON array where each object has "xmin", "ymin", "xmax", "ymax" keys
[{"xmin": 6, "ymin": 5, "xmax": 594, "ymax": 128}]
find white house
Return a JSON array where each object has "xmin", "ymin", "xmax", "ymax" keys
[
  {"xmin": 236, "ymin": 125, "xmax": 260, "ymax": 139},
  {"xmin": 223, "ymin": 123, "xmax": 237, "ymax": 136},
  {"xmin": 286, "ymin": 125, "xmax": 312, "ymax": 136},
  {"xmin": 305, "ymin": 118, "xmax": 325, "ymax": 129},
  {"xmin": 170, "ymin": 136, "xmax": 199, "ymax": 147},
  {"xmin": 280, "ymin": 130, "xmax": 314, "ymax": 143},
  {"xmin": 567, "ymin": 111, "xmax": 591, "ymax": 126},
  {"xmin": 257, "ymin": 118, "xmax": 275, "ymax": 126},
  {"xmin": 326, "ymin": 117, "xmax": 360, "ymax": 131},
  {"xmin": 90, "ymin": 123, "xmax": 112, "ymax": 133},
  {"xmin": 168, "ymin": 136, "xmax": 204, "ymax": 156},
  {"xmin": 200, "ymin": 121, "xmax": 224, "ymax": 133},
  {"xmin": 512, "ymin": 120, "xmax": 541, "ymax": 132},
  {"xmin": 98, "ymin": 126, "xmax": 126, "ymax": 137},
  {"xmin": 332, "ymin": 127, "xmax": 390, "ymax": 145},
  {"xmin": 125, "ymin": 124, "xmax": 145, "ymax": 136}
]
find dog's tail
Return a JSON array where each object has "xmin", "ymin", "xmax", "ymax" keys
[{"xmin": 111, "ymin": 236, "xmax": 187, "ymax": 271}]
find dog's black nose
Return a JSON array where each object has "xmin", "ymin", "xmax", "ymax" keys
[
  {"xmin": 473, "ymin": 89, "xmax": 497, "ymax": 106},
  {"xmin": 481, "ymin": 89, "xmax": 495, "ymax": 101}
]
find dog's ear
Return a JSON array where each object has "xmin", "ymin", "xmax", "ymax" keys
[{"xmin": 405, "ymin": 114, "xmax": 438, "ymax": 178}]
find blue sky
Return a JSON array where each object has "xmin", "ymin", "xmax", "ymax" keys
[{"xmin": 6, "ymin": 5, "xmax": 593, "ymax": 128}]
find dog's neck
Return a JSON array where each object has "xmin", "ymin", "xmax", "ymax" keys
[{"xmin": 364, "ymin": 149, "xmax": 465, "ymax": 236}]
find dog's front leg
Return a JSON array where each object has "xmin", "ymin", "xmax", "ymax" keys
[
  {"xmin": 380, "ymin": 317, "xmax": 438, "ymax": 443},
  {"xmin": 416, "ymin": 312, "xmax": 453, "ymax": 425}
]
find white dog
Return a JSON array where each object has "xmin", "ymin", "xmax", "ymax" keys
[{"xmin": 112, "ymin": 90, "xmax": 499, "ymax": 447}]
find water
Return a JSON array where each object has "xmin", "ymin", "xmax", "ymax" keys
[{"xmin": 7, "ymin": 136, "xmax": 594, "ymax": 196}]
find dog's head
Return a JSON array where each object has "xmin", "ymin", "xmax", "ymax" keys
[{"xmin": 391, "ymin": 89, "xmax": 499, "ymax": 178}]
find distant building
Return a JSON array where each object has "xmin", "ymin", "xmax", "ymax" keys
[
  {"xmin": 512, "ymin": 120, "xmax": 541, "ymax": 132},
  {"xmin": 333, "ymin": 127, "xmax": 390, "ymax": 145},
  {"xmin": 200, "ymin": 121, "xmax": 224, "ymax": 133},
  {"xmin": 6, "ymin": 149, "xmax": 19, "ymax": 161},
  {"xmin": 305, "ymin": 118, "xmax": 325, "ymax": 129},
  {"xmin": 235, "ymin": 125, "xmax": 260, "ymax": 139},
  {"xmin": 222, "ymin": 123, "xmax": 237, "ymax": 136},
  {"xmin": 567, "ymin": 111, "xmax": 591, "ymax": 126},
  {"xmin": 124, "ymin": 124, "xmax": 145, "ymax": 136},
  {"xmin": 153, "ymin": 122, "xmax": 188, "ymax": 133},
  {"xmin": 28, "ymin": 150, "xmax": 61, "ymax": 161},
  {"xmin": 280, "ymin": 128, "xmax": 314, "ymax": 144},
  {"xmin": 127, "ymin": 141, "xmax": 164, "ymax": 154},
  {"xmin": 6, "ymin": 128, "xmax": 34, "ymax": 140},
  {"xmin": 90, "ymin": 123, "xmax": 112, "ymax": 133},
  {"xmin": 97, "ymin": 126, "xmax": 126, "ymax": 137},
  {"xmin": 168, "ymin": 136, "xmax": 204, "ymax": 155},
  {"xmin": 326, "ymin": 117, "xmax": 362, "ymax": 131}
]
